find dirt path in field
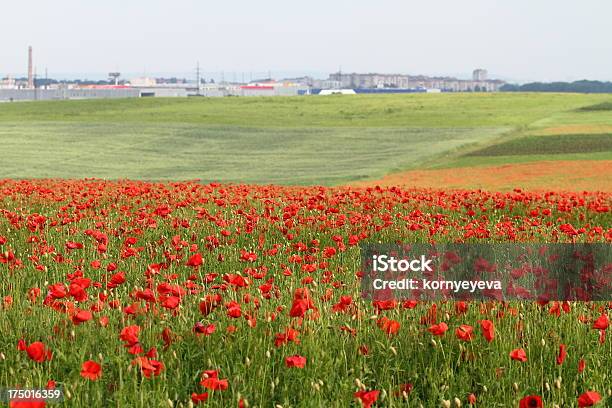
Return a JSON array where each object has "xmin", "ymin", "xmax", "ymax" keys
[{"xmin": 352, "ymin": 160, "xmax": 612, "ymax": 192}]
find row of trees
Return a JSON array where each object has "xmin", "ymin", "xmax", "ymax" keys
[{"xmin": 501, "ymin": 80, "xmax": 612, "ymax": 93}]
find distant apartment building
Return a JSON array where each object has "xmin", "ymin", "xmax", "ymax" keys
[
  {"xmin": 129, "ymin": 77, "xmax": 157, "ymax": 87},
  {"xmin": 472, "ymin": 69, "xmax": 487, "ymax": 81},
  {"xmin": 0, "ymin": 76, "xmax": 16, "ymax": 89},
  {"xmin": 327, "ymin": 70, "xmax": 504, "ymax": 92}
]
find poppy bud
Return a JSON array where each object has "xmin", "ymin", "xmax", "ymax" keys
[
  {"xmin": 0, "ymin": 352, "xmax": 4, "ymax": 360},
  {"xmin": 545, "ymin": 382, "xmax": 550, "ymax": 391},
  {"xmin": 65, "ymin": 389, "xmax": 72, "ymax": 399},
  {"xmin": 541, "ymin": 338, "xmax": 546, "ymax": 347},
  {"xmin": 441, "ymin": 400, "xmax": 451, "ymax": 408},
  {"xmin": 554, "ymin": 379, "xmax": 561, "ymax": 389},
  {"xmin": 167, "ymin": 399, "xmax": 173, "ymax": 408},
  {"xmin": 454, "ymin": 397, "xmax": 462, "ymax": 407},
  {"xmin": 512, "ymin": 382, "xmax": 519, "ymax": 392}
]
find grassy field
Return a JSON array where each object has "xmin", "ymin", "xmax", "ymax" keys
[
  {"xmin": 465, "ymin": 134, "xmax": 612, "ymax": 156},
  {"xmin": 0, "ymin": 93, "xmax": 611, "ymax": 187},
  {"xmin": 0, "ymin": 93, "xmax": 605, "ymax": 127}
]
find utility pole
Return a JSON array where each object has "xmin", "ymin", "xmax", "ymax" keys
[{"xmin": 196, "ymin": 61, "xmax": 202, "ymax": 96}]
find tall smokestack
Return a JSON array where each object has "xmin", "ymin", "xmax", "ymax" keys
[{"xmin": 28, "ymin": 46, "xmax": 34, "ymax": 89}]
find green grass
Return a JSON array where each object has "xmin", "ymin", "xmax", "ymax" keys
[
  {"xmin": 578, "ymin": 102, "xmax": 612, "ymax": 111},
  {"xmin": 465, "ymin": 134, "xmax": 612, "ymax": 156},
  {"xmin": 427, "ymin": 152, "xmax": 612, "ymax": 169},
  {"xmin": 0, "ymin": 93, "xmax": 611, "ymax": 184},
  {"xmin": 0, "ymin": 122, "xmax": 507, "ymax": 184},
  {"xmin": 0, "ymin": 93, "xmax": 609, "ymax": 128}
]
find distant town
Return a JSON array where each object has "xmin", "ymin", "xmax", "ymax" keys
[
  {"xmin": 3, "ymin": 46, "xmax": 612, "ymax": 101},
  {"xmin": 0, "ymin": 46, "xmax": 508, "ymax": 101}
]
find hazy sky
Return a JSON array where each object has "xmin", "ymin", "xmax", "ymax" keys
[{"xmin": 2, "ymin": 0, "xmax": 611, "ymax": 82}]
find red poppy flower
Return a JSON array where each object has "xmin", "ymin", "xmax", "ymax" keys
[
  {"xmin": 9, "ymin": 401, "xmax": 47, "ymax": 408},
  {"xmin": 161, "ymin": 295, "xmax": 180, "ymax": 310},
  {"xmin": 80, "ymin": 360, "xmax": 102, "ymax": 380},
  {"xmin": 200, "ymin": 377, "xmax": 229, "ymax": 391},
  {"xmin": 377, "ymin": 317, "xmax": 400, "ymax": 336},
  {"xmin": 193, "ymin": 322, "xmax": 216, "ymax": 336},
  {"xmin": 577, "ymin": 391, "xmax": 601, "ymax": 407},
  {"xmin": 510, "ymin": 348, "xmax": 528, "ymax": 362},
  {"xmin": 479, "ymin": 320, "xmax": 495, "ymax": 342},
  {"xmin": 107, "ymin": 271, "xmax": 126, "ymax": 289},
  {"xmin": 285, "ymin": 355, "xmax": 307, "ymax": 368},
  {"xmin": 186, "ymin": 253, "xmax": 203, "ymax": 267},
  {"xmin": 72, "ymin": 310, "xmax": 93, "ymax": 325},
  {"xmin": 191, "ymin": 393, "xmax": 208, "ymax": 404},
  {"xmin": 24, "ymin": 341, "xmax": 52, "ymax": 363},
  {"xmin": 119, "ymin": 325, "xmax": 140, "ymax": 346},
  {"xmin": 455, "ymin": 324, "xmax": 474, "ymax": 341},
  {"xmin": 354, "ymin": 390, "xmax": 379, "ymax": 408},
  {"xmin": 556, "ymin": 344, "xmax": 567, "ymax": 365},
  {"xmin": 593, "ymin": 314, "xmax": 609, "ymax": 330},
  {"xmin": 428, "ymin": 322, "xmax": 448, "ymax": 336},
  {"xmin": 131, "ymin": 356, "xmax": 164, "ymax": 378},
  {"xmin": 519, "ymin": 395, "xmax": 543, "ymax": 408},
  {"xmin": 578, "ymin": 358, "xmax": 586, "ymax": 373},
  {"xmin": 274, "ymin": 328, "xmax": 300, "ymax": 347}
]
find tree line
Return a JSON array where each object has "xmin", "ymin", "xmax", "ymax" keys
[{"xmin": 501, "ymin": 80, "xmax": 612, "ymax": 93}]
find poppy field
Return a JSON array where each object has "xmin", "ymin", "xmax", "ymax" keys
[{"xmin": 0, "ymin": 179, "xmax": 610, "ymax": 407}]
